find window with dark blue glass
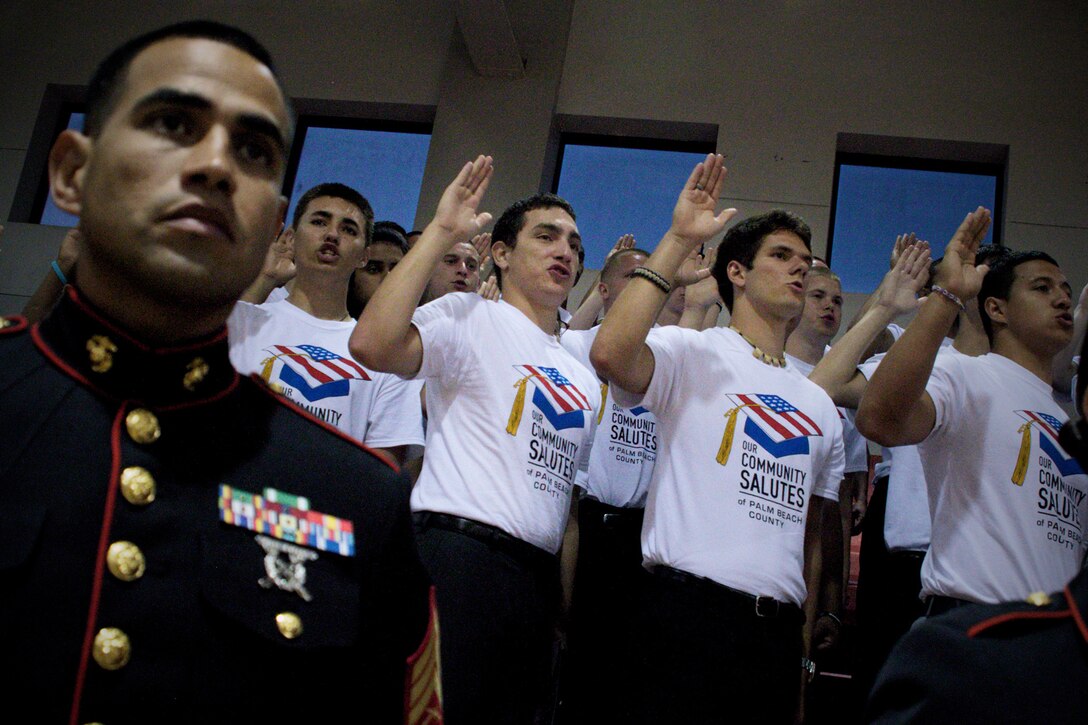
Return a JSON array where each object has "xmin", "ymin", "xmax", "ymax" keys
[
  {"xmin": 553, "ymin": 133, "xmax": 715, "ymax": 270},
  {"xmin": 827, "ymin": 134, "xmax": 1007, "ymax": 294}
]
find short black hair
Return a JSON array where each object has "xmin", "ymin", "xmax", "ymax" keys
[
  {"xmin": 711, "ymin": 210, "xmax": 811, "ymax": 312},
  {"xmin": 291, "ymin": 183, "xmax": 374, "ymax": 244},
  {"xmin": 490, "ymin": 193, "xmax": 576, "ymax": 287},
  {"xmin": 978, "ymin": 249, "xmax": 1061, "ymax": 343},
  {"xmin": 84, "ymin": 20, "xmax": 292, "ymax": 139},
  {"xmin": 372, "ymin": 220, "xmax": 409, "ymax": 254}
]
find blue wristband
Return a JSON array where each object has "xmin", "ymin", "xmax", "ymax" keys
[{"xmin": 51, "ymin": 260, "xmax": 68, "ymax": 286}]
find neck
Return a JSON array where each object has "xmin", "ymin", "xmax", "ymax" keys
[
  {"xmin": 502, "ymin": 285, "xmax": 562, "ymax": 336},
  {"xmin": 784, "ymin": 329, "xmax": 829, "ymax": 365},
  {"xmin": 952, "ymin": 309, "xmax": 990, "ymax": 357},
  {"xmin": 75, "ymin": 266, "xmax": 230, "ymax": 345},
  {"xmin": 286, "ymin": 270, "xmax": 352, "ymax": 321},
  {"xmin": 730, "ymin": 301, "xmax": 790, "ymax": 359},
  {"xmin": 993, "ymin": 332, "xmax": 1057, "ymax": 384}
]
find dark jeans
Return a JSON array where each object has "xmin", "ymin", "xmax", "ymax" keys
[
  {"xmin": 852, "ymin": 474, "xmax": 926, "ymax": 721},
  {"xmin": 629, "ymin": 566, "xmax": 803, "ymax": 724},
  {"xmin": 414, "ymin": 517, "xmax": 560, "ymax": 725},
  {"xmin": 562, "ymin": 499, "xmax": 646, "ymax": 724}
]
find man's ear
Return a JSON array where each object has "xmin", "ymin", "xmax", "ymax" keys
[
  {"xmin": 984, "ymin": 296, "xmax": 1006, "ymax": 329},
  {"xmin": 726, "ymin": 260, "xmax": 747, "ymax": 290},
  {"xmin": 49, "ymin": 130, "xmax": 92, "ymax": 217},
  {"xmin": 597, "ymin": 280, "xmax": 610, "ymax": 301},
  {"xmin": 491, "ymin": 240, "xmax": 510, "ymax": 272}
]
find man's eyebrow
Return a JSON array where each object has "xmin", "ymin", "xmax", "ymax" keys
[{"xmin": 131, "ymin": 87, "xmax": 287, "ymax": 153}]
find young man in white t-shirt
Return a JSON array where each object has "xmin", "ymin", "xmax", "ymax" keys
[
  {"xmin": 591, "ymin": 154, "xmax": 846, "ymax": 723},
  {"xmin": 783, "ymin": 266, "xmax": 872, "ymax": 658},
  {"xmin": 350, "ymin": 157, "xmax": 600, "ymax": 724},
  {"xmin": 228, "ymin": 184, "xmax": 424, "ymax": 465},
  {"xmin": 857, "ymin": 211, "xmax": 1088, "ymax": 615}
]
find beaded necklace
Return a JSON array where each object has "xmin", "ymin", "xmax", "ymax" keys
[{"xmin": 729, "ymin": 325, "xmax": 787, "ymax": 368}]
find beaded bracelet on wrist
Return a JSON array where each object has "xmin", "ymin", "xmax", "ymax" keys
[
  {"xmin": 929, "ymin": 284, "xmax": 965, "ymax": 311},
  {"xmin": 630, "ymin": 266, "xmax": 672, "ymax": 295}
]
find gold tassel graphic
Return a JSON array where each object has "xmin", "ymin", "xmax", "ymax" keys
[
  {"xmin": 259, "ymin": 356, "xmax": 276, "ymax": 383},
  {"xmin": 597, "ymin": 382, "xmax": 608, "ymax": 425},
  {"xmin": 1011, "ymin": 422, "xmax": 1032, "ymax": 486},
  {"xmin": 717, "ymin": 406, "xmax": 744, "ymax": 466},
  {"xmin": 507, "ymin": 376, "xmax": 529, "ymax": 436}
]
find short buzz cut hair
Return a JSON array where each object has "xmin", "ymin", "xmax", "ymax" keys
[
  {"xmin": 978, "ymin": 249, "xmax": 1061, "ymax": 343},
  {"xmin": 291, "ymin": 183, "xmax": 374, "ymax": 244},
  {"xmin": 489, "ymin": 193, "xmax": 576, "ymax": 288},
  {"xmin": 711, "ymin": 209, "xmax": 812, "ymax": 313},
  {"xmin": 804, "ymin": 264, "xmax": 841, "ymax": 288},
  {"xmin": 600, "ymin": 247, "xmax": 651, "ymax": 286},
  {"xmin": 83, "ymin": 20, "xmax": 293, "ymax": 140}
]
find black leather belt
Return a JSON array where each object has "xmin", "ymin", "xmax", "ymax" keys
[
  {"xmin": 652, "ymin": 565, "xmax": 804, "ymax": 623},
  {"xmin": 413, "ymin": 511, "xmax": 555, "ymax": 569},
  {"xmin": 923, "ymin": 594, "xmax": 975, "ymax": 617},
  {"xmin": 889, "ymin": 550, "xmax": 927, "ymax": 563},
  {"xmin": 580, "ymin": 497, "xmax": 644, "ymax": 531}
]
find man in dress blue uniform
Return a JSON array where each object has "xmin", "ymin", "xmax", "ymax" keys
[
  {"xmin": 865, "ymin": 335, "xmax": 1088, "ymax": 724},
  {"xmin": 0, "ymin": 21, "xmax": 439, "ymax": 723}
]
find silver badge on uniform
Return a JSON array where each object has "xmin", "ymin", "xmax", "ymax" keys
[{"xmin": 255, "ymin": 534, "xmax": 318, "ymax": 602}]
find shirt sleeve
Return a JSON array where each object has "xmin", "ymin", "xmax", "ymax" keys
[
  {"xmin": 923, "ymin": 352, "xmax": 970, "ymax": 442},
  {"xmin": 410, "ymin": 293, "xmax": 475, "ymax": 384},
  {"xmin": 812, "ymin": 411, "xmax": 846, "ymax": 501},
  {"xmin": 360, "ymin": 375, "xmax": 426, "ymax": 448},
  {"xmin": 842, "ymin": 409, "xmax": 871, "ymax": 474},
  {"xmin": 610, "ymin": 325, "xmax": 690, "ymax": 412}
]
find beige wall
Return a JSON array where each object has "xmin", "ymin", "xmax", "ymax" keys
[{"xmin": 1, "ymin": 0, "xmax": 1085, "ymax": 315}]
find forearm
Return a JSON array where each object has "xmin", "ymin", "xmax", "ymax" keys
[
  {"xmin": 239, "ymin": 273, "xmax": 283, "ymax": 305},
  {"xmin": 350, "ymin": 221, "xmax": 450, "ymax": 372},
  {"xmin": 856, "ymin": 297, "xmax": 956, "ymax": 444},
  {"xmin": 809, "ymin": 303, "xmax": 898, "ymax": 403},
  {"xmin": 591, "ymin": 233, "xmax": 690, "ymax": 390},
  {"xmin": 1052, "ymin": 311, "xmax": 1087, "ymax": 394},
  {"xmin": 568, "ymin": 285, "xmax": 603, "ymax": 330},
  {"xmin": 678, "ymin": 300, "xmax": 712, "ymax": 330}
]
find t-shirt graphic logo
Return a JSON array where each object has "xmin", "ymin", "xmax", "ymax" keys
[
  {"xmin": 1012, "ymin": 410, "xmax": 1084, "ymax": 485},
  {"xmin": 717, "ymin": 393, "xmax": 823, "ymax": 466},
  {"xmin": 259, "ymin": 344, "xmax": 371, "ymax": 402},
  {"xmin": 507, "ymin": 364, "xmax": 591, "ymax": 435}
]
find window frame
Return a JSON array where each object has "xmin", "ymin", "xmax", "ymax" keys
[{"xmin": 826, "ymin": 132, "xmax": 1009, "ymax": 271}]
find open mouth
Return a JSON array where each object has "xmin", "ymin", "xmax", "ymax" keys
[
  {"xmin": 317, "ymin": 242, "xmax": 340, "ymax": 262},
  {"xmin": 548, "ymin": 264, "xmax": 571, "ymax": 282},
  {"xmin": 1058, "ymin": 313, "xmax": 1074, "ymax": 326},
  {"xmin": 162, "ymin": 203, "xmax": 232, "ymax": 242},
  {"xmin": 452, "ymin": 280, "xmax": 468, "ymax": 291}
]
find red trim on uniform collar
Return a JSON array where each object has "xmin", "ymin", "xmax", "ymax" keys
[
  {"xmin": 64, "ymin": 286, "xmax": 230, "ymax": 351},
  {"xmin": 966, "ymin": 609, "xmax": 1070, "ymax": 639},
  {"xmin": 35, "ymin": 286, "xmax": 239, "ymax": 409}
]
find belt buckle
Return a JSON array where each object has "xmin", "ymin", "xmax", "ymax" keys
[
  {"xmin": 755, "ymin": 595, "xmax": 779, "ymax": 618},
  {"xmin": 602, "ymin": 512, "xmax": 619, "ymax": 525}
]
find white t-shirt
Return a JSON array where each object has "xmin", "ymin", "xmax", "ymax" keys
[
  {"xmin": 921, "ymin": 352, "xmax": 1088, "ymax": 603},
  {"xmin": 859, "ymin": 351, "xmax": 937, "ymax": 553},
  {"xmin": 562, "ymin": 326, "xmax": 657, "ymax": 508},
  {"xmin": 228, "ymin": 299, "xmax": 425, "ymax": 449},
  {"xmin": 613, "ymin": 326, "xmax": 845, "ymax": 605},
  {"xmin": 409, "ymin": 293, "xmax": 600, "ymax": 553},
  {"xmin": 786, "ymin": 352, "xmax": 869, "ymax": 475}
]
